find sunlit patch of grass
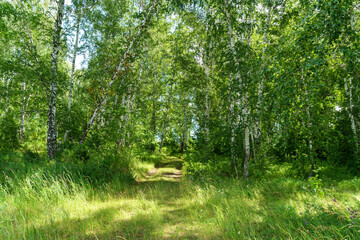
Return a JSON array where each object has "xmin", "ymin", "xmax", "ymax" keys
[{"xmin": 132, "ymin": 159, "xmax": 155, "ymax": 181}]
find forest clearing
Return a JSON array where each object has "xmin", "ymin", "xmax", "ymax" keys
[{"xmin": 1, "ymin": 0, "xmax": 360, "ymax": 239}]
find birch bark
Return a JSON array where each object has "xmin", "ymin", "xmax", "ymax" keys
[
  {"xmin": 47, "ymin": 0, "xmax": 65, "ymax": 158},
  {"xmin": 254, "ymin": 5, "xmax": 271, "ymax": 147},
  {"xmin": 19, "ymin": 81, "xmax": 29, "ymax": 140},
  {"xmin": 345, "ymin": 77, "xmax": 359, "ymax": 154},
  {"xmin": 302, "ymin": 68, "xmax": 314, "ymax": 177},
  {"xmin": 151, "ymin": 73, "xmax": 157, "ymax": 143},
  {"xmin": 117, "ymin": 93, "xmax": 127, "ymax": 148},
  {"xmin": 159, "ymin": 83, "xmax": 173, "ymax": 152},
  {"xmin": 228, "ymin": 73, "xmax": 239, "ymax": 178},
  {"xmin": 4, "ymin": 77, "xmax": 10, "ymax": 116},
  {"xmin": 180, "ymin": 94, "xmax": 188, "ymax": 153},
  {"xmin": 204, "ymin": 20, "xmax": 213, "ymax": 145},
  {"xmin": 127, "ymin": 78, "xmax": 139, "ymax": 145},
  {"xmin": 224, "ymin": 1, "xmax": 250, "ymax": 179}
]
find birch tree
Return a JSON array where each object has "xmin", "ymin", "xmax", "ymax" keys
[
  {"xmin": 47, "ymin": 0, "xmax": 65, "ymax": 158},
  {"xmin": 223, "ymin": 0, "xmax": 251, "ymax": 179}
]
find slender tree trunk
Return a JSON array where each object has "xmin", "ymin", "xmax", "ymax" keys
[
  {"xmin": 224, "ymin": 1, "xmax": 250, "ymax": 179},
  {"xmin": 344, "ymin": 5, "xmax": 360, "ymax": 157},
  {"xmin": 306, "ymin": 94, "xmax": 314, "ymax": 177},
  {"xmin": 19, "ymin": 81, "xmax": 27, "ymax": 140},
  {"xmin": 4, "ymin": 77, "xmax": 10, "ymax": 116},
  {"xmin": 254, "ymin": 5, "xmax": 271, "ymax": 158},
  {"xmin": 345, "ymin": 77, "xmax": 359, "ymax": 154},
  {"xmin": 99, "ymin": 97, "xmax": 107, "ymax": 127},
  {"xmin": 242, "ymin": 92, "xmax": 251, "ymax": 179},
  {"xmin": 159, "ymin": 83, "xmax": 173, "ymax": 152},
  {"xmin": 116, "ymin": 82, "xmax": 136, "ymax": 148},
  {"xmin": 228, "ymin": 73, "xmax": 239, "ymax": 178},
  {"xmin": 204, "ymin": 67, "xmax": 211, "ymax": 144},
  {"xmin": 117, "ymin": 93, "xmax": 127, "ymax": 148},
  {"xmin": 204, "ymin": 21, "xmax": 213, "ymax": 145},
  {"xmin": 64, "ymin": 9, "xmax": 82, "ymax": 143},
  {"xmin": 126, "ymin": 67, "xmax": 142, "ymax": 146},
  {"xmin": 80, "ymin": 1, "xmax": 158, "ymax": 143},
  {"xmin": 250, "ymin": 116, "xmax": 256, "ymax": 163},
  {"xmin": 128, "ymin": 77, "xmax": 139, "ymax": 146},
  {"xmin": 124, "ymin": 86, "xmax": 132, "ymax": 144},
  {"xmin": 151, "ymin": 73, "xmax": 157, "ymax": 144},
  {"xmin": 334, "ymin": 10, "xmax": 359, "ymax": 156},
  {"xmin": 122, "ymin": 84, "xmax": 135, "ymax": 146},
  {"xmin": 244, "ymin": 118, "xmax": 250, "ymax": 179},
  {"xmin": 302, "ymin": 68, "xmax": 314, "ymax": 177},
  {"xmin": 107, "ymin": 96, "xmax": 119, "ymax": 125},
  {"xmin": 47, "ymin": 0, "xmax": 65, "ymax": 158},
  {"xmin": 180, "ymin": 94, "xmax": 188, "ymax": 153}
]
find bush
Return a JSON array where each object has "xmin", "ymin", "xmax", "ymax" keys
[
  {"xmin": 183, "ymin": 151, "xmax": 232, "ymax": 177},
  {"xmin": 77, "ymin": 147, "xmax": 133, "ymax": 185},
  {"xmin": 23, "ymin": 149, "xmax": 41, "ymax": 163},
  {"xmin": 0, "ymin": 113, "xmax": 19, "ymax": 150}
]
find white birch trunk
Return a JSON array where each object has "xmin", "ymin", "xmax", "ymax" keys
[
  {"xmin": 302, "ymin": 69, "xmax": 314, "ymax": 177},
  {"xmin": 345, "ymin": 77, "xmax": 359, "ymax": 154},
  {"xmin": 4, "ymin": 77, "xmax": 10, "ymax": 116},
  {"xmin": 19, "ymin": 82, "xmax": 27, "ymax": 140},
  {"xmin": 120, "ymin": 84, "xmax": 134, "ymax": 146},
  {"xmin": 47, "ymin": 0, "xmax": 65, "ymax": 158},
  {"xmin": 180, "ymin": 94, "xmax": 188, "ymax": 153},
  {"xmin": 204, "ymin": 21, "xmax": 213, "ymax": 144},
  {"xmin": 117, "ymin": 93, "xmax": 127, "ymax": 147},
  {"xmin": 159, "ymin": 83, "xmax": 173, "ymax": 152},
  {"xmin": 250, "ymin": 116, "xmax": 256, "ymax": 163},
  {"xmin": 106, "ymin": 95, "xmax": 119, "ymax": 126},
  {"xmin": 204, "ymin": 66, "xmax": 211, "ymax": 143},
  {"xmin": 128, "ymin": 78, "xmax": 139, "ymax": 145},
  {"xmin": 224, "ymin": 1, "xmax": 250, "ymax": 179},
  {"xmin": 244, "ymin": 119, "xmax": 250, "ymax": 179},
  {"xmin": 306, "ymin": 93, "xmax": 314, "ymax": 177},
  {"xmin": 254, "ymin": 5, "xmax": 271, "ymax": 142},
  {"xmin": 151, "ymin": 73, "xmax": 157, "ymax": 143},
  {"xmin": 228, "ymin": 73, "xmax": 239, "ymax": 178}
]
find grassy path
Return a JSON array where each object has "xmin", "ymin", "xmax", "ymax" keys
[
  {"xmin": 20, "ymin": 156, "xmax": 216, "ymax": 239},
  {"xmin": 139, "ymin": 156, "xmax": 184, "ymax": 182},
  {"xmin": 83, "ymin": 156, "xmax": 215, "ymax": 239}
]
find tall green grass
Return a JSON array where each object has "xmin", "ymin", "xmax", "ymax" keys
[
  {"xmin": 0, "ymin": 149, "xmax": 359, "ymax": 239},
  {"xmin": 1, "ymin": 172, "xmax": 359, "ymax": 239}
]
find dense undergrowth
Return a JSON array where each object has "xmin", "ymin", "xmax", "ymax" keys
[{"xmin": 0, "ymin": 148, "xmax": 359, "ymax": 239}]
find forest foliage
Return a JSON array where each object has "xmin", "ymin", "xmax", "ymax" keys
[
  {"xmin": 1, "ymin": 0, "xmax": 359, "ymax": 179},
  {"xmin": 1, "ymin": 0, "xmax": 360, "ymax": 238}
]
